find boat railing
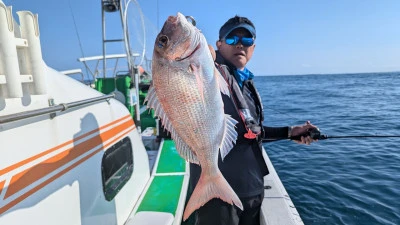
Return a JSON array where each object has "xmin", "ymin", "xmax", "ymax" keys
[
  {"xmin": 78, "ymin": 53, "xmax": 139, "ymax": 79},
  {"xmin": 61, "ymin": 69, "xmax": 84, "ymax": 82},
  {"xmin": 0, "ymin": 94, "xmax": 115, "ymax": 124}
]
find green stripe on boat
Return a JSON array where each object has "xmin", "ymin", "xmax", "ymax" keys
[
  {"xmin": 156, "ymin": 140, "xmax": 186, "ymax": 173},
  {"xmin": 137, "ymin": 175, "xmax": 184, "ymax": 214}
]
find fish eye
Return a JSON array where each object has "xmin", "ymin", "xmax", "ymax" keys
[
  {"xmin": 157, "ymin": 35, "xmax": 169, "ymax": 48},
  {"xmin": 185, "ymin": 16, "xmax": 196, "ymax": 26}
]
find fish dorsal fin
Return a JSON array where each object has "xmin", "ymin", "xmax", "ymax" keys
[
  {"xmin": 219, "ymin": 114, "xmax": 238, "ymax": 160},
  {"xmin": 144, "ymin": 86, "xmax": 200, "ymax": 165},
  {"xmin": 215, "ymin": 68, "xmax": 230, "ymax": 96}
]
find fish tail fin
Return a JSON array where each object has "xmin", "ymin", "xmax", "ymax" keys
[{"xmin": 182, "ymin": 171, "xmax": 243, "ymax": 221}]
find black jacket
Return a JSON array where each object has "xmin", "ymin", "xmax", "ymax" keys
[{"xmin": 189, "ymin": 51, "xmax": 289, "ymax": 197}]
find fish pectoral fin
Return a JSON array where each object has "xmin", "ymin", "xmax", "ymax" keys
[
  {"xmin": 183, "ymin": 171, "xmax": 243, "ymax": 221},
  {"xmin": 219, "ymin": 114, "xmax": 238, "ymax": 160},
  {"xmin": 215, "ymin": 68, "xmax": 230, "ymax": 96},
  {"xmin": 193, "ymin": 64, "xmax": 206, "ymax": 104}
]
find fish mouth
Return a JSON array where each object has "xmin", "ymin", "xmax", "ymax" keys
[
  {"xmin": 175, "ymin": 43, "xmax": 200, "ymax": 61},
  {"xmin": 174, "ymin": 13, "xmax": 200, "ymax": 61}
]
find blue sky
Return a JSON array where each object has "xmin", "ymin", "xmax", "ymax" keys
[{"xmin": 3, "ymin": 0, "xmax": 400, "ymax": 75}]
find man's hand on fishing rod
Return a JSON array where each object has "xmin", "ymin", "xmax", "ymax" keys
[{"xmin": 289, "ymin": 121, "xmax": 319, "ymax": 145}]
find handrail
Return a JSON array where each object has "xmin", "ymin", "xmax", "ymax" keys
[
  {"xmin": 0, "ymin": 94, "xmax": 115, "ymax": 124},
  {"xmin": 61, "ymin": 69, "xmax": 85, "ymax": 83}
]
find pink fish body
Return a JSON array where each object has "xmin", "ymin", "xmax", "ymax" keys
[{"xmin": 145, "ymin": 13, "xmax": 243, "ymax": 220}]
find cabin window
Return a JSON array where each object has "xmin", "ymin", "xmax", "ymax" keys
[{"xmin": 101, "ymin": 137, "xmax": 134, "ymax": 201}]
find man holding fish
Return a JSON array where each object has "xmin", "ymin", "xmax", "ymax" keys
[
  {"xmin": 189, "ymin": 15, "xmax": 318, "ymax": 225},
  {"xmin": 147, "ymin": 13, "xmax": 318, "ymax": 225}
]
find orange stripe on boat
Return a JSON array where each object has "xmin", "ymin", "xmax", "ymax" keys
[
  {"xmin": 0, "ymin": 115, "xmax": 131, "ymax": 177},
  {"xmin": 0, "ymin": 180, "xmax": 5, "ymax": 196},
  {"xmin": 4, "ymin": 118, "xmax": 134, "ymax": 199},
  {"xmin": 0, "ymin": 127, "xmax": 134, "ymax": 215}
]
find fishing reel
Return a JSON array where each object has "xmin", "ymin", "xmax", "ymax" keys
[
  {"xmin": 290, "ymin": 128, "xmax": 327, "ymax": 141},
  {"xmin": 308, "ymin": 128, "xmax": 327, "ymax": 140}
]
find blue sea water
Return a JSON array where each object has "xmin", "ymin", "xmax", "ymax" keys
[{"xmin": 255, "ymin": 72, "xmax": 400, "ymax": 225}]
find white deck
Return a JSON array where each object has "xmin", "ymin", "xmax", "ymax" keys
[
  {"xmin": 143, "ymin": 139, "xmax": 305, "ymax": 225},
  {"xmin": 261, "ymin": 148, "xmax": 304, "ymax": 225}
]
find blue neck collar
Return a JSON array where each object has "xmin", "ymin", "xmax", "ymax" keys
[{"xmin": 234, "ymin": 67, "xmax": 254, "ymax": 88}]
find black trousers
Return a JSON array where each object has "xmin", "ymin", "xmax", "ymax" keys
[{"xmin": 193, "ymin": 193, "xmax": 264, "ymax": 225}]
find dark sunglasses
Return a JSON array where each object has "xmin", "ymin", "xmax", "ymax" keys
[{"xmin": 223, "ymin": 35, "xmax": 254, "ymax": 47}]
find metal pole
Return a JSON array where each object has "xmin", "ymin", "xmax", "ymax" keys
[
  {"xmin": 102, "ymin": 1, "xmax": 107, "ymax": 78},
  {"xmin": 0, "ymin": 94, "xmax": 115, "ymax": 124},
  {"xmin": 134, "ymin": 66, "xmax": 141, "ymax": 133}
]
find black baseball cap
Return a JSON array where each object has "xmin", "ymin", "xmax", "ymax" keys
[{"xmin": 219, "ymin": 15, "xmax": 256, "ymax": 40}]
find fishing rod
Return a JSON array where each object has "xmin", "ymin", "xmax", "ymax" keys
[
  {"xmin": 311, "ymin": 134, "xmax": 400, "ymax": 140},
  {"xmin": 263, "ymin": 128, "xmax": 400, "ymax": 142},
  {"xmin": 304, "ymin": 128, "xmax": 400, "ymax": 140},
  {"xmin": 260, "ymin": 108, "xmax": 400, "ymax": 140}
]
